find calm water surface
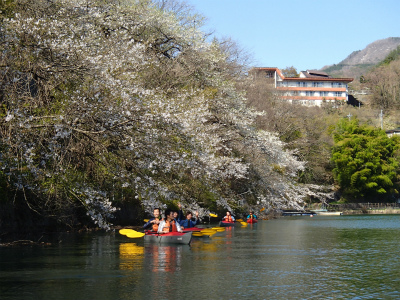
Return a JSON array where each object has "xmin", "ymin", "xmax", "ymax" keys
[{"xmin": 1, "ymin": 215, "xmax": 400, "ymax": 300}]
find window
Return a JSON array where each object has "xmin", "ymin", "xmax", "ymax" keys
[
  {"xmin": 332, "ymin": 82, "xmax": 344, "ymax": 88},
  {"xmin": 297, "ymin": 82, "xmax": 307, "ymax": 87},
  {"xmin": 265, "ymin": 71, "xmax": 274, "ymax": 78},
  {"xmin": 334, "ymin": 92, "xmax": 343, "ymax": 97},
  {"xmin": 306, "ymin": 91, "xmax": 314, "ymax": 96},
  {"xmin": 320, "ymin": 91, "xmax": 329, "ymax": 97},
  {"xmin": 313, "ymin": 82, "xmax": 323, "ymax": 87}
]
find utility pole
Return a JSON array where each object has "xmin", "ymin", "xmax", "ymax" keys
[{"xmin": 347, "ymin": 113, "xmax": 352, "ymax": 121}]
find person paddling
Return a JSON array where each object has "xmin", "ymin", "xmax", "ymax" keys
[
  {"xmin": 223, "ymin": 211, "xmax": 235, "ymax": 222},
  {"xmin": 247, "ymin": 211, "xmax": 257, "ymax": 220},
  {"xmin": 179, "ymin": 211, "xmax": 199, "ymax": 228},
  {"xmin": 143, "ymin": 208, "xmax": 162, "ymax": 232},
  {"xmin": 158, "ymin": 208, "xmax": 183, "ymax": 233}
]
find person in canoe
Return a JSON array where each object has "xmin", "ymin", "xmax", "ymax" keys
[
  {"xmin": 173, "ymin": 210, "xmax": 181, "ymax": 223},
  {"xmin": 247, "ymin": 211, "xmax": 257, "ymax": 220},
  {"xmin": 143, "ymin": 207, "xmax": 163, "ymax": 232},
  {"xmin": 158, "ymin": 208, "xmax": 183, "ymax": 233},
  {"xmin": 179, "ymin": 211, "xmax": 199, "ymax": 229},
  {"xmin": 223, "ymin": 211, "xmax": 235, "ymax": 222}
]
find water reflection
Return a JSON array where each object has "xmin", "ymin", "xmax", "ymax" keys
[
  {"xmin": 2, "ymin": 216, "xmax": 400, "ymax": 300},
  {"xmin": 145, "ymin": 244, "xmax": 186, "ymax": 273},
  {"xmin": 119, "ymin": 243, "xmax": 144, "ymax": 270}
]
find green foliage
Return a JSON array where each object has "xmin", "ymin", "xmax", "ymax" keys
[
  {"xmin": 0, "ymin": 0, "xmax": 16, "ymax": 20},
  {"xmin": 331, "ymin": 118, "xmax": 400, "ymax": 201},
  {"xmin": 281, "ymin": 66, "xmax": 299, "ymax": 78},
  {"xmin": 377, "ymin": 45, "xmax": 400, "ymax": 67}
]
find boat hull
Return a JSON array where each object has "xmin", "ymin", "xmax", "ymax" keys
[
  {"xmin": 144, "ymin": 232, "xmax": 192, "ymax": 244},
  {"xmin": 315, "ymin": 211, "xmax": 343, "ymax": 216},
  {"xmin": 182, "ymin": 227, "xmax": 203, "ymax": 232},
  {"xmin": 247, "ymin": 219, "xmax": 258, "ymax": 223},
  {"xmin": 219, "ymin": 221, "xmax": 235, "ymax": 227}
]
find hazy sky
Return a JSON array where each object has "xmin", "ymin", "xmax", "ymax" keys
[{"xmin": 184, "ymin": 0, "xmax": 400, "ymax": 72}]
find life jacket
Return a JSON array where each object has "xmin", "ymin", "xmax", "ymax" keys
[
  {"xmin": 152, "ymin": 216, "xmax": 161, "ymax": 232},
  {"xmin": 162, "ymin": 220, "xmax": 177, "ymax": 233},
  {"xmin": 152, "ymin": 223, "xmax": 159, "ymax": 232},
  {"xmin": 225, "ymin": 215, "xmax": 233, "ymax": 222}
]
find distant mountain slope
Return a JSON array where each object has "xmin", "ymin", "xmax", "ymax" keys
[{"xmin": 321, "ymin": 37, "xmax": 400, "ymax": 79}]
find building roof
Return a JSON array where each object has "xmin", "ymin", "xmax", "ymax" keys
[
  {"xmin": 301, "ymin": 70, "xmax": 331, "ymax": 78},
  {"xmin": 251, "ymin": 67, "xmax": 353, "ymax": 82},
  {"xmin": 284, "ymin": 77, "xmax": 353, "ymax": 82}
]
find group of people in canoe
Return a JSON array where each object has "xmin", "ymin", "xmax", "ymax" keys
[
  {"xmin": 222, "ymin": 211, "xmax": 257, "ymax": 221},
  {"xmin": 144, "ymin": 206, "xmax": 258, "ymax": 234},
  {"xmin": 143, "ymin": 205, "xmax": 200, "ymax": 233}
]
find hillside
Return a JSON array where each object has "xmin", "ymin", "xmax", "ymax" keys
[{"xmin": 321, "ymin": 37, "xmax": 400, "ymax": 79}]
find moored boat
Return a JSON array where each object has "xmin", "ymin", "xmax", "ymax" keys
[
  {"xmin": 246, "ymin": 218, "xmax": 258, "ymax": 223},
  {"xmin": 144, "ymin": 231, "xmax": 192, "ymax": 244},
  {"xmin": 314, "ymin": 211, "xmax": 343, "ymax": 216}
]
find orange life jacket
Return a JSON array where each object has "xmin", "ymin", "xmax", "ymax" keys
[
  {"xmin": 225, "ymin": 215, "xmax": 233, "ymax": 222},
  {"xmin": 152, "ymin": 216, "xmax": 161, "ymax": 232},
  {"xmin": 162, "ymin": 220, "xmax": 177, "ymax": 233},
  {"xmin": 152, "ymin": 223, "xmax": 159, "ymax": 232}
]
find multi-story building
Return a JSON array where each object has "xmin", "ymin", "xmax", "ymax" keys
[{"xmin": 250, "ymin": 67, "xmax": 354, "ymax": 106}]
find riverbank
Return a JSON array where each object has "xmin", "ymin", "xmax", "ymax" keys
[{"xmin": 342, "ymin": 208, "xmax": 400, "ymax": 215}]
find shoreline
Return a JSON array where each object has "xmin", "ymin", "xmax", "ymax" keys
[{"xmin": 342, "ymin": 208, "xmax": 400, "ymax": 215}]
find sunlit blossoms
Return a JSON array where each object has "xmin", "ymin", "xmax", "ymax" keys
[{"xmin": 0, "ymin": 0, "xmax": 322, "ymax": 229}]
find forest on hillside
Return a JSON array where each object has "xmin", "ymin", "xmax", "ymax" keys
[{"xmin": 1, "ymin": 0, "xmax": 400, "ymax": 232}]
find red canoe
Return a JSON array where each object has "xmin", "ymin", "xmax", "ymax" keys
[
  {"xmin": 182, "ymin": 227, "xmax": 203, "ymax": 232},
  {"xmin": 247, "ymin": 218, "xmax": 258, "ymax": 223}
]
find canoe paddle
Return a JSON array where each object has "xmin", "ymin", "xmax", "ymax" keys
[
  {"xmin": 211, "ymin": 227, "xmax": 226, "ymax": 232},
  {"xmin": 119, "ymin": 229, "xmax": 145, "ymax": 238}
]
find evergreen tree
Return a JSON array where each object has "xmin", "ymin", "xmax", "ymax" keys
[{"xmin": 331, "ymin": 118, "xmax": 400, "ymax": 201}]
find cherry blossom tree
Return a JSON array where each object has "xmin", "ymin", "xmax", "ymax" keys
[{"xmin": 1, "ymin": 0, "xmax": 322, "ymax": 229}]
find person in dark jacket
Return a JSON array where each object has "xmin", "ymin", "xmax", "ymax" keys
[
  {"xmin": 179, "ymin": 211, "xmax": 199, "ymax": 229},
  {"xmin": 143, "ymin": 208, "xmax": 162, "ymax": 231}
]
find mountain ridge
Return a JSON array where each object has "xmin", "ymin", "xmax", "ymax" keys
[{"xmin": 321, "ymin": 37, "xmax": 400, "ymax": 79}]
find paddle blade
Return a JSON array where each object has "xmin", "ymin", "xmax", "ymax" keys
[
  {"xmin": 201, "ymin": 229, "xmax": 217, "ymax": 234},
  {"xmin": 209, "ymin": 213, "xmax": 218, "ymax": 218},
  {"xmin": 119, "ymin": 228, "xmax": 145, "ymax": 238},
  {"xmin": 240, "ymin": 222, "xmax": 247, "ymax": 226},
  {"xmin": 211, "ymin": 227, "xmax": 225, "ymax": 231},
  {"xmin": 192, "ymin": 232, "xmax": 204, "ymax": 237},
  {"xmin": 119, "ymin": 229, "xmax": 133, "ymax": 235},
  {"xmin": 126, "ymin": 232, "xmax": 145, "ymax": 238},
  {"xmin": 201, "ymin": 229, "xmax": 217, "ymax": 236},
  {"xmin": 236, "ymin": 218, "xmax": 243, "ymax": 222},
  {"xmin": 144, "ymin": 219, "xmax": 149, "ymax": 223},
  {"xmin": 260, "ymin": 207, "xmax": 265, "ymax": 212}
]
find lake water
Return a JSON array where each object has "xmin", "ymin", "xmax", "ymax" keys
[{"xmin": 1, "ymin": 215, "xmax": 400, "ymax": 300}]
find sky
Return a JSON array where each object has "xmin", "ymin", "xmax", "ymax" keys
[{"xmin": 184, "ymin": 0, "xmax": 400, "ymax": 72}]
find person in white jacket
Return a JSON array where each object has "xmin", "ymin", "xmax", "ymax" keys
[{"xmin": 157, "ymin": 208, "xmax": 183, "ymax": 233}]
